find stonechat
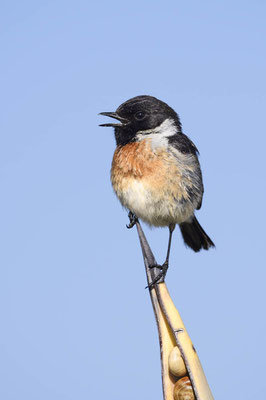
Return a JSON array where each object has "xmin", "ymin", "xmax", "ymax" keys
[{"xmin": 100, "ymin": 95, "xmax": 214, "ymax": 280}]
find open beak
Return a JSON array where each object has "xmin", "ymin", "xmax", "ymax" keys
[{"xmin": 99, "ymin": 112, "xmax": 129, "ymax": 127}]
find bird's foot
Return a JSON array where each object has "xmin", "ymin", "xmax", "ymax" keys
[
  {"xmin": 146, "ymin": 261, "xmax": 169, "ymax": 289},
  {"xmin": 126, "ymin": 211, "xmax": 138, "ymax": 229}
]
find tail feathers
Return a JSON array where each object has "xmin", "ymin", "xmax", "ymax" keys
[{"xmin": 179, "ymin": 217, "xmax": 215, "ymax": 252}]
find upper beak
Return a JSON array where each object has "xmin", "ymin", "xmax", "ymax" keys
[{"xmin": 99, "ymin": 112, "xmax": 129, "ymax": 127}]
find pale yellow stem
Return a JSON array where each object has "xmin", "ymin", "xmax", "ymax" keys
[{"xmin": 136, "ymin": 221, "xmax": 214, "ymax": 400}]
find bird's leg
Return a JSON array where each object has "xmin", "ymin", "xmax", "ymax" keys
[
  {"xmin": 147, "ymin": 224, "xmax": 176, "ymax": 288},
  {"xmin": 164, "ymin": 223, "xmax": 176, "ymax": 267},
  {"xmin": 126, "ymin": 211, "xmax": 138, "ymax": 229}
]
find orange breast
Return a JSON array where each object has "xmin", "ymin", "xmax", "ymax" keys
[
  {"xmin": 111, "ymin": 139, "xmax": 187, "ymax": 198},
  {"xmin": 110, "ymin": 139, "xmax": 195, "ymax": 225},
  {"xmin": 111, "ymin": 140, "xmax": 164, "ymax": 179}
]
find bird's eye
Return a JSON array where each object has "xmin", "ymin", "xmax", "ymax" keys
[{"xmin": 135, "ymin": 111, "xmax": 146, "ymax": 120}]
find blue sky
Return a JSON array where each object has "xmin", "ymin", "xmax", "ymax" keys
[{"xmin": 1, "ymin": 1, "xmax": 266, "ymax": 399}]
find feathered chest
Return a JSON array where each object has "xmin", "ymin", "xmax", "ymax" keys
[
  {"xmin": 111, "ymin": 139, "xmax": 165, "ymax": 180},
  {"xmin": 110, "ymin": 138, "xmax": 203, "ymax": 225},
  {"xmin": 110, "ymin": 138, "xmax": 194, "ymax": 195}
]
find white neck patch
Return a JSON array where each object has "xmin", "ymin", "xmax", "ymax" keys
[
  {"xmin": 136, "ymin": 118, "xmax": 177, "ymax": 150},
  {"xmin": 136, "ymin": 118, "xmax": 177, "ymax": 140}
]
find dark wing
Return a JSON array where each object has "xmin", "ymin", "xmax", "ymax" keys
[
  {"xmin": 168, "ymin": 133, "xmax": 204, "ymax": 210},
  {"xmin": 168, "ymin": 132, "xmax": 199, "ymax": 155}
]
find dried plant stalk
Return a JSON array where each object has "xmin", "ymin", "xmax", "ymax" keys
[{"xmin": 136, "ymin": 221, "xmax": 214, "ymax": 400}]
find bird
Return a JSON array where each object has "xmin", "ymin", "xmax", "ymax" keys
[{"xmin": 99, "ymin": 95, "xmax": 214, "ymax": 282}]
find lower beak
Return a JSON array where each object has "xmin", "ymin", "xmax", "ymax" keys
[{"xmin": 99, "ymin": 112, "xmax": 129, "ymax": 127}]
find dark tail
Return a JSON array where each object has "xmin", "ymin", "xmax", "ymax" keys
[{"xmin": 179, "ymin": 216, "xmax": 215, "ymax": 252}]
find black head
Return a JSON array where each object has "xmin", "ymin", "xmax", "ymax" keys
[{"xmin": 99, "ymin": 95, "xmax": 182, "ymax": 146}]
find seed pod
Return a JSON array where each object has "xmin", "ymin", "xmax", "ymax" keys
[
  {"xmin": 168, "ymin": 346, "xmax": 187, "ymax": 377},
  {"xmin": 173, "ymin": 376, "xmax": 195, "ymax": 400}
]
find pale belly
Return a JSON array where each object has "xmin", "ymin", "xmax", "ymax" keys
[{"xmin": 112, "ymin": 176, "xmax": 195, "ymax": 226}]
